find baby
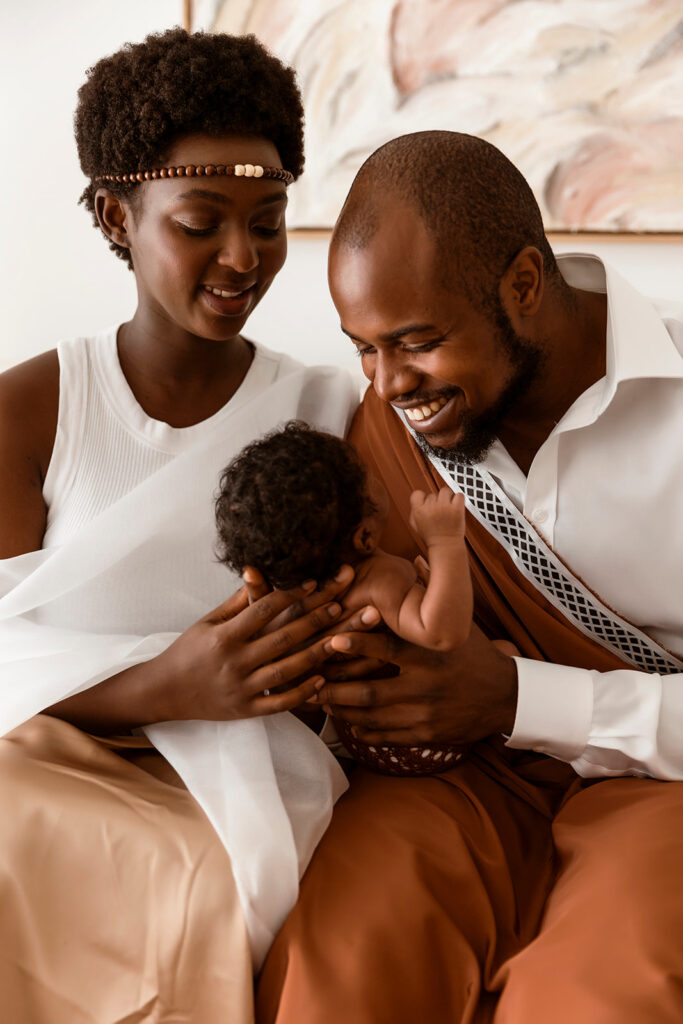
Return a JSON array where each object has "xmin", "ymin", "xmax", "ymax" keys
[{"xmin": 214, "ymin": 421, "xmax": 473, "ymax": 774}]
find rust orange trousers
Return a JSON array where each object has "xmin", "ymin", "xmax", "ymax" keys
[{"xmin": 256, "ymin": 740, "xmax": 683, "ymax": 1024}]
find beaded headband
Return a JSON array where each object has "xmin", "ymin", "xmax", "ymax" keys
[{"xmin": 95, "ymin": 163, "xmax": 294, "ymax": 186}]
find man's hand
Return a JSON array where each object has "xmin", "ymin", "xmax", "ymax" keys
[{"xmin": 312, "ymin": 625, "xmax": 518, "ymax": 746}]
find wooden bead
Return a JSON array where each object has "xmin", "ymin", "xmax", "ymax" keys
[
  {"xmin": 160, "ymin": 167, "xmax": 168, "ymax": 178},
  {"xmin": 176, "ymin": 167, "xmax": 185, "ymax": 177},
  {"xmin": 205, "ymin": 164, "xmax": 215, "ymax": 176},
  {"xmin": 216, "ymin": 165, "xmax": 226, "ymax": 175},
  {"xmin": 195, "ymin": 165, "xmax": 204, "ymax": 175},
  {"xmin": 136, "ymin": 172, "xmax": 144, "ymax": 182},
  {"xmin": 168, "ymin": 167, "xmax": 176, "ymax": 177},
  {"xmin": 185, "ymin": 164, "xmax": 196, "ymax": 177},
  {"xmin": 144, "ymin": 171, "xmax": 152, "ymax": 180}
]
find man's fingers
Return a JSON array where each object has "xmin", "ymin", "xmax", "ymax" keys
[
  {"xmin": 313, "ymin": 677, "xmax": 413, "ymax": 709},
  {"xmin": 322, "ymin": 656, "xmax": 389, "ymax": 681},
  {"xmin": 324, "ymin": 605, "xmax": 382, "ymax": 637},
  {"xmin": 323, "ymin": 631, "xmax": 402, "ymax": 663}
]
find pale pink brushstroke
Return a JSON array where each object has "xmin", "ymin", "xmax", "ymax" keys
[
  {"xmin": 545, "ymin": 124, "xmax": 683, "ymax": 230},
  {"xmin": 389, "ymin": 0, "xmax": 506, "ymax": 96}
]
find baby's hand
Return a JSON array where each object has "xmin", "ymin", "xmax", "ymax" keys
[{"xmin": 408, "ymin": 488, "xmax": 465, "ymax": 545}]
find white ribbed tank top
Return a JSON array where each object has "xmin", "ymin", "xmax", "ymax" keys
[
  {"xmin": 38, "ymin": 326, "xmax": 299, "ymax": 634},
  {"xmin": 43, "ymin": 325, "xmax": 284, "ymax": 548}
]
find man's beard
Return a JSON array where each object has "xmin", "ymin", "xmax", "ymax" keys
[{"xmin": 413, "ymin": 299, "xmax": 545, "ymax": 465}]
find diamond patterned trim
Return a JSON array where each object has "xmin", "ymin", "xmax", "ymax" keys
[{"xmin": 424, "ymin": 448, "xmax": 682, "ymax": 676}]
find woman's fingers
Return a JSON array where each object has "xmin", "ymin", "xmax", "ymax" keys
[
  {"xmin": 262, "ymin": 566, "xmax": 356, "ymax": 633},
  {"xmin": 246, "ymin": 601, "xmax": 345, "ymax": 666},
  {"xmin": 243, "ymin": 565, "xmax": 271, "ymax": 605},
  {"xmin": 226, "ymin": 566, "xmax": 356, "ymax": 642},
  {"xmin": 203, "ymin": 586, "xmax": 250, "ymax": 625},
  {"xmin": 243, "ymin": 636, "xmax": 332, "ymax": 698},
  {"xmin": 249, "ymin": 675, "xmax": 326, "ymax": 716}
]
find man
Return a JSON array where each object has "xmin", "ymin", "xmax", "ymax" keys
[{"xmin": 256, "ymin": 132, "xmax": 683, "ymax": 1023}]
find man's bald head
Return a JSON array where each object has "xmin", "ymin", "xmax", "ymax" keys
[{"xmin": 332, "ymin": 131, "xmax": 560, "ymax": 312}]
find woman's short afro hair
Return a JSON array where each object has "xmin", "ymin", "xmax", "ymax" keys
[
  {"xmin": 215, "ymin": 422, "xmax": 368, "ymax": 591},
  {"xmin": 75, "ymin": 27, "xmax": 304, "ymax": 267}
]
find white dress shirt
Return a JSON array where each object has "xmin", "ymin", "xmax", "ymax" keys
[{"xmin": 482, "ymin": 254, "xmax": 683, "ymax": 780}]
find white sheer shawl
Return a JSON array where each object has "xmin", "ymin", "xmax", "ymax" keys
[{"xmin": 0, "ymin": 358, "xmax": 358, "ymax": 969}]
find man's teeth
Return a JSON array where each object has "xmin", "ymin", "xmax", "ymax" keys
[
  {"xmin": 204, "ymin": 285, "xmax": 244, "ymax": 298},
  {"xmin": 405, "ymin": 396, "xmax": 449, "ymax": 422}
]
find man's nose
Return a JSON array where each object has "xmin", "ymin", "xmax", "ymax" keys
[
  {"xmin": 216, "ymin": 228, "xmax": 258, "ymax": 275},
  {"xmin": 371, "ymin": 351, "xmax": 419, "ymax": 403}
]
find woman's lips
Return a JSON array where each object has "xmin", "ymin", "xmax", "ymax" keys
[
  {"xmin": 400, "ymin": 391, "xmax": 464, "ymax": 434},
  {"xmin": 201, "ymin": 283, "xmax": 255, "ymax": 316}
]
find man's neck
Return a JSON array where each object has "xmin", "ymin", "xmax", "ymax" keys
[{"xmin": 498, "ymin": 287, "xmax": 608, "ymax": 476}]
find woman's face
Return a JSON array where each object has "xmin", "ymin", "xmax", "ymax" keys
[{"xmin": 121, "ymin": 133, "xmax": 289, "ymax": 343}]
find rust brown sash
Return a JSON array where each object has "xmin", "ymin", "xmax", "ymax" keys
[{"xmin": 348, "ymin": 386, "xmax": 674, "ymax": 675}]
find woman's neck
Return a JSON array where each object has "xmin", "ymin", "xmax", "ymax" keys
[{"xmin": 116, "ymin": 315, "xmax": 254, "ymax": 428}]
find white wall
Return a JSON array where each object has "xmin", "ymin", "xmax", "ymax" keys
[{"xmin": 1, "ymin": 1, "xmax": 681, "ymax": 374}]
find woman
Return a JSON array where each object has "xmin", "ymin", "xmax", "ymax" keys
[{"xmin": 0, "ymin": 28, "xmax": 361, "ymax": 1023}]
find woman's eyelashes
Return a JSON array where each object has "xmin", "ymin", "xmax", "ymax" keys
[{"xmin": 175, "ymin": 220, "xmax": 283, "ymax": 238}]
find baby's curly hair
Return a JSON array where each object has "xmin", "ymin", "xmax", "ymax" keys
[
  {"xmin": 75, "ymin": 27, "xmax": 305, "ymax": 268},
  {"xmin": 215, "ymin": 422, "xmax": 369, "ymax": 590}
]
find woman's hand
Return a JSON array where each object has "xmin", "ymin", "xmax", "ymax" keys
[
  {"xmin": 153, "ymin": 575, "xmax": 358, "ymax": 722},
  {"xmin": 46, "ymin": 572, "xmax": 364, "ymax": 733},
  {"xmin": 310, "ymin": 625, "xmax": 519, "ymax": 746}
]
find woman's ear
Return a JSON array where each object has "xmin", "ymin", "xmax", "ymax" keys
[
  {"xmin": 352, "ymin": 519, "xmax": 380, "ymax": 555},
  {"xmin": 94, "ymin": 188, "xmax": 132, "ymax": 251}
]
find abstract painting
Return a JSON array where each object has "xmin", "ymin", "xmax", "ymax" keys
[{"xmin": 194, "ymin": 0, "xmax": 683, "ymax": 232}]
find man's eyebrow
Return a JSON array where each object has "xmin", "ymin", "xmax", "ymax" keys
[
  {"xmin": 174, "ymin": 188, "xmax": 287, "ymax": 206},
  {"xmin": 340, "ymin": 323, "xmax": 440, "ymax": 342}
]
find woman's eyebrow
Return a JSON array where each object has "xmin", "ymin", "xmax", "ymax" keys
[{"xmin": 174, "ymin": 188, "xmax": 287, "ymax": 206}]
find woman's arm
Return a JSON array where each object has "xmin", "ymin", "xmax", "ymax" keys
[
  {"xmin": 0, "ymin": 350, "xmax": 59, "ymax": 558},
  {"xmin": 0, "ymin": 356, "xmax": 358, "ymax": 734},
  {"xmin": 44, "ymin": 577, "xmax": 355, "ymax": 733}
]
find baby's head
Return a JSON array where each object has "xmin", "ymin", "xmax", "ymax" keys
[{"xmin": 215, "ymin": 422, "xmax": 386, "ymax": 589}]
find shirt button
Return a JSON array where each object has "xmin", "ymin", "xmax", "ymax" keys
[{"xmin": 532, "ymin": 508, "xmax": 548, "ymax": 525}]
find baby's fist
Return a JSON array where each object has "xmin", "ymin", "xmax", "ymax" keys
[{"xmin": 409, "ymin": 488, "xmax": 465, "ymax": 543}]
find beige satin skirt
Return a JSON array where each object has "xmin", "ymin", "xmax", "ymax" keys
[{"xmin": 0, "ymin": 714, "xmax": 254, "ymax": 1024}]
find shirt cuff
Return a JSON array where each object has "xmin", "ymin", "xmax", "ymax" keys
[{"xmin": 505, "ymin": 657, "xmax": 594, "ymax": 762}]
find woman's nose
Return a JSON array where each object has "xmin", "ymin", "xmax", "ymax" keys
[{"xmin": 216, "ymin": 228, "xmax": 258, "ymax": 275}]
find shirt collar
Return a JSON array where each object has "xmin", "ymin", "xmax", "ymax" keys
[
  {"xmin": 476, "ymin": 253, "xmax": 683, "ymax": 490},
  {"xmin": 550, "ymin": 253, "xmax": 683, "ymax": 432}
]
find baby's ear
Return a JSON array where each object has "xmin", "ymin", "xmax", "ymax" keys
[{"xmin": 352, "ymin": 520, "xmax": 379, "ymax": 555}]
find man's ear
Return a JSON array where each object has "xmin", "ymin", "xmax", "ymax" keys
[
  {"xmin": 94, "ymin": 188, "xmax": 132, "ymax": 250},
  {"xmin": 352, "ymin": 519, "xmax": 379, "ymax": 555},
  {"xmin": 500, "ymin": 246, "xmax": 544, "ymax": 318}
]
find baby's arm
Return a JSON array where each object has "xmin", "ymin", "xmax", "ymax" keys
[{"xmin": 394, "ymin": 488, "xmax": 472, "ymax": 651}]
